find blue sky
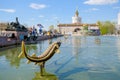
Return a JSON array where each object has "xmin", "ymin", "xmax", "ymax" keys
[{"xmin": 0, "ymin": 0, "xmax": 120, "ymax": 30}]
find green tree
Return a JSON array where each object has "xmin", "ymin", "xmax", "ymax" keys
[
  {"xmin": 84, "ymin": 26, "xmax": 88, "ymax": 30},
  {"xmin": 97, "ymin": 21, "xmax": 116, "ymax": 35},
  {"xmin": 49, "ymin": 25, "xmax": 60, "ymax": 33},
  {"xmin": 49, "ymin": 25, "xmax": 54, "ymax": 31}
]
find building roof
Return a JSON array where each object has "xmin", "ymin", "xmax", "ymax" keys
[{"xmin": 57, "ymin": 23, "xmax": 98, "ymax": 27}]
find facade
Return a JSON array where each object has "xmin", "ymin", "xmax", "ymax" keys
[
  {"xmin": 118, "ymin": 12, "xmax": 120, "ymax": 25},
  {"xmin": 0, "ymin": 22, "xmax": 8, "ymax": 31},
  {"xmin": 116, "ymin": 12, "xmax": 120, "ymax": 34},
  {"xmin": 57, "ymin": 10, "xmax": 100, "ymax": 35},
  {"xmin": 0, "ymin": 18, "xmax": 28, "ymax": 40}
]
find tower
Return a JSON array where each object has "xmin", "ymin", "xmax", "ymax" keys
[
  {"xmin": 118, "ymin": 12, "xmax": 120, "ymax": 25},
  {"xmin": 72, "ymin": 9, "xmax": 81, "ymax": 24},
  {"xmin": 116, "ymin": 12, "xmax": 120, "ymax": 30}
]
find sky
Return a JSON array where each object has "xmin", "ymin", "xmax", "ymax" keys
[{"xmin": 0, "ymin": 0, "xmax": 120, "ymax": 30}]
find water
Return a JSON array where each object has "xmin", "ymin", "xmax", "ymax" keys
[{"xmin": 0, "ymin": 36, "xmax": 120, "ymax": 80}]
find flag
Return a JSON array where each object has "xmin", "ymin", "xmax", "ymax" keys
[{"xmin": 37, "ymin": 24, "xmax": 44, "ymax": 28}]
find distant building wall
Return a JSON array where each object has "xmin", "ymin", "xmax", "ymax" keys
[
  {"xmin": 0, "ymin": 22, "xmax": 8, "ymax": 31},
  {"xmin": 58, "ymin": 24, "xmax": 98, "ymax": 35},
  {"xmin": 118, "ymin": 12, "xmax": 120, "ymax": 25},
  {"xmin": 116, "ymin": 12, "xmax": 120, "ymax": 32},
  {"xmin": 57, "ymin": 9, "xmax": 99, "ymax": 35}
]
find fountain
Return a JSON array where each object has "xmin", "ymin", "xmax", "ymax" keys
[{"xmin": 18, "ymin": 41, "xmax": 61, "ymax": 76}]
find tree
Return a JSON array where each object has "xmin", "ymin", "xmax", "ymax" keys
[
  {"xmin": 97, "ymin": 21, "xmax": 116, "ymax": 35},
  {"xmin": 49, "ymin": 25, "xmax": 54, "ymax": 32}
]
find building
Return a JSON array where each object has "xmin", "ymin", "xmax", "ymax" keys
[
  {"xmin": 57, "ymin": 9, "xmax": 100, "ymax": 36},
  {"xmin": 116, "ymin": 12, "xmax": 120, "ymax": 34},
  {"xmin": 0, "ymin": 18, "xmax": 28, "ymax": 40},
  {"xmin": 118, "ymin": 12, "xmax": 120, "ymax": 25},
  {"xmin": 72, "ymin": 9, "xmax": 81, "ymax": 24},
  {"xmin": 0, "ymin": 22, "xmax": 8, "ymax": 31}
]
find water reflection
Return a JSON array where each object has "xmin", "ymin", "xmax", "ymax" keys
[
  {"xmin": 37, "ymin": 41, "xmax": 43, "ymax": 53},
  {"xmin": 61, "ymin": 36, "xmax": 71, "ymax": 46},
  {"xmin": 1, "ymin": 36, "xmax": 120, "ymax": 80},
  {"xmin": 48, "ymin": 39, "xmax": 53, "ymax": 45},
  {"xmin": 72, "ymin": 37, "xmax": 81, "ymax": 57},
  {"xmin": 116, "ymin": 37, "xmax": 120, "ymax": 60},
  {"xmin": 26, "ymin": 44, "xmax": 37, "ymax": 53},
  {"xmin": 0, "ymin": 47, "xmax": 21, "ymax": 68},
  {"xmin": 0, "ymin": 43, "xmax": 38, "ymax": 68},
  {"xmin": 95, "ymin": 37, "xmax": 101, "ymax": 45}
]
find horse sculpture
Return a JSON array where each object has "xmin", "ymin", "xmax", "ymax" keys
[{"xmin": 18, "ymin": 41, "xmax": 61, "ymax": 75}]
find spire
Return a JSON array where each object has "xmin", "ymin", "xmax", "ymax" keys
[
  {"xmin": 75, "ymin": 8, "xmax": 79, "ymax": 17},
  {"xmin": 72, "ymin": 8, "xmax": 81, "ymax": 24}
]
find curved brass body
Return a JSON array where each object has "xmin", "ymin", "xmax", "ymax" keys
[{"xmin": 18, "ymin": 41, "xmax": 61, "ymax": 75}]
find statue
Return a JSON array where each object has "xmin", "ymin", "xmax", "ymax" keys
[
  {"xmin": 18, "ymin": 41, "xmax": 61, "ymax": 76},
  {"xmin": 6, "ymin": 17, "xmax": 28, "ymax": 31},
  {"xmin": 16, "ymin": 17, "xmax": 19, "ymax": 25}
]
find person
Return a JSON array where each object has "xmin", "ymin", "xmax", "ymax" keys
[
  {"xmin": 39, "ymin": 28, "xmax": 42, "ymax": 34},
  {"xmin": 19, "ymin": 34, "xmax": 24, "ymax": 41}
]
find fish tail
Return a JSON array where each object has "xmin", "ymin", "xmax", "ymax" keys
[{"xmin": 18, "ymin": 41, "xmax": 26, "ymax": 58}]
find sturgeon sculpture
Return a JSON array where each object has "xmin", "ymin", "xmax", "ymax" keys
[{"xmin": 18, "ymin": 41, "xmax": 61, "ymax": 75}]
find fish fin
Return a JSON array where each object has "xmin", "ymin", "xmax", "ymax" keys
[
  {"xmin": 26, "ymin": 60, "xmax": 31, "ymax": 64},
  {"xmin": 31, "ymin": 53, "xmax": 36, "ymax": 57},
  {"xmin": 26, "ymin": 53, "xmax": 36, "ymax": 64},
  {"xmin": 18, "ymin": 41, "xmax": 26, "ymax": 58},
  {"xmin": 22, "ymin": 41, "xmax": 25, "ymax": 51},
  {"xmin": 34, "ymin": 62, "xmax": 38, "ymax": 65},
  {"xmin": 55, "ymin": 49, "xmax": 60, "ymax": 54},
  {"xmin": 18, "ymin": 51, "xmax": 25, "ymax": 58}
]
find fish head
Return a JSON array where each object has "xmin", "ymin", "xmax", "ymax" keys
[{"xmin": 55, "ymin": 42, "xmax": 61, "ymax": 54}]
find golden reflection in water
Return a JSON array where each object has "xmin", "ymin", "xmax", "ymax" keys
[{"xmin": 32, "ymin": 68, "xmax": 58, "ymax": 80}]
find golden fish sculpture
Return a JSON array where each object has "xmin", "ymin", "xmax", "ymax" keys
[{"xmin": 18, "ymin": 41, "xmax": 61, "ymax": 75}]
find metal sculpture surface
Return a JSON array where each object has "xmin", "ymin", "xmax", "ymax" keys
[
  {"xmin": 6, "ymin": 17, "xmax": 27, "ymax": 31},
  {"xmin": 18, "ymin": 41, "xmax": 61, "ymax": 75}
]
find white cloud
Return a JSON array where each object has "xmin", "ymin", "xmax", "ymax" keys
[
  {"xmin": 39, "ymin": 15, "xmax": 44, "ymax": 18},
  {"xmin": 84, "ymin": 0, "xmax": 119, "ymax": 5},
  {"xmin": 30, "ymin": 3, "xmax": 47, "ymax": 10},
  {"xmin": 53, "ymin": 16, "xmax": 59, "ymax": 20},
  {"xmin": 0, "ymin": 9, "xmax": 15, "ymax": 13},
  {"xmin": 45, "ymin": 19, "xmax": 49, "ymax": 21},
  {"xmin": 30, "ymin": 18, "xmax": 35, "ymax": 21},
  {"xmin": 85, "ymin": 8, "xmax": 99, "ymax": 12},
  {"xmin": 90, "ymin": 8, "xmax": 99, "ymax": 11},
  {"xmin": 113, "ymin": 6, "xmax": 120, "ymax": 9}
]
